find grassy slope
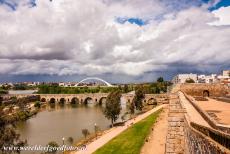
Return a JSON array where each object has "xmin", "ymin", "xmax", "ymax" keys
[{"xmin": 94, "ymin": 109, "xmax": 161, "ymax": 154}]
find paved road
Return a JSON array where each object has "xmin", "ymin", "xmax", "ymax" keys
[
  {"xmin": 179, "ymin": 92, "xmax": 210, "ymax": 128},
  {"xmin": 74, "ymin": 104, "xmax": 167, "ymax": 154}
]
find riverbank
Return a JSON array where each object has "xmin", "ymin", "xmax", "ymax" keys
[{"xmin": 73, "ymin": 104, "xmax": 166, "ymax": 154}]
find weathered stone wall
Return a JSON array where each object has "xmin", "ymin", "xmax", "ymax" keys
[
  {"xmin": 184, "ymin": 117, "xmax": 230, "ymax": 154},
  {"xmin": 180, "ymin": 83, "xmax": 228, "ymax": 97},
  {"xmin": 166, "ymin": 94, "xmax": 185, "ymax": 154}
]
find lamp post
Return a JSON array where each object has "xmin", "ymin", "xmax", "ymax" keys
[
  {"xmin": 62, "ymin": 137, "xmax": 65, "ymax": 154},
  {"xmin": 94, "ymin": 123, "xmax": 97, "ymax": 139}
]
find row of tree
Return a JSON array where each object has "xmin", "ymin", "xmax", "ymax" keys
[{"xmin": 37, "ymin": 85, "xmax": 132, "ymax": 94}]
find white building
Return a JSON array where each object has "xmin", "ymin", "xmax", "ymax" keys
[
  {"xmin": 59, "ymin": 82, "xmax": 65, "ymax": 87},
  {"xmin": 172, "ymin": 73, "xmax": 198, "ymax": 84},
  {"xmin": 197, "ymin": 74, "xmax": 218, "ymax": 83},
  {"xmin": 223, "ymin": 70, "xmax": 230, "ymax": 77}
]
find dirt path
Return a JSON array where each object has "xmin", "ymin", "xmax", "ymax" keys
[
  {"xmin": 73, "ymin": 104, "xmax": 167, "ymax": 154},
  {"xmin": 141, "ymin": 106, "xmax": 168, "ymax": 154}
]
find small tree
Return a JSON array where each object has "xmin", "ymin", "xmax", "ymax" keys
[
  {"xmin": 185, "ymin": 78, "xmax": 195, "ymax": 83},
  {"xmin": 0, "ymin": 97, "xmax": 3, "ymax": 106},
  {"xmin": 17, "ymin": 98, "xmax": 28, "ymax": 111},
  {"xmin": 121, "ymin": 114, "xmax": 126, "ymax": 122},
  {"xmin": 133, "ymin": 86, "xmax": 145, "ymax": 111},
  {"xmin": 157, "ymin": 77, "xmax": 164, "ymax": 82},
  {"xmin": 103, "ymin": 91, "xmax": 122, "ymax": 127},
  {"xmin": 34, "ymin": 101, "xmax": 41, "ymax": 108},
  {"xmin": 67, "ymin": 137, "xmax": 74, "ymax": 144},
  {"xmin": 129, "ymin": 101, "xmax": 135, "ymax": 115},
  {"xmin": 123, "ymin": 84, "xmax": 129, "ymax": 93},
  {"xmin": 82, "ymin": 129, "xmax": 90, "ymax": 139}
]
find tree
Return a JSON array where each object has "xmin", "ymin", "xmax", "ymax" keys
[
  {"xmin": 103, "ymin": 91, "xmax": 122, "ymax": 127},
  {"xmin": 34, "ymin": 101, "xmax": 41, "ymax": 108},
  {"xmin": 185, "ymin": 78, "xmax": 195, "ymax": 83},
  {"xmin": 157, "ymin": 77, "xmax": 164, "ymax": 82},
  {"xmin": 0, "ymin": 108, "xmax": 26, "ymax": 154},
  {"xmin": 67, "ymin": 137, "xmax": 74, "ymax": 144},
  {"xmin": 82, "ymin": 129, "xmax": 90, "ymax": 139},
  {"xmin": 133, "ymin": 86, "xmax": 145, "ymax": 111},
  {"xmin": 17, "ymin": 98, "xmax": 28, "ymax": 111},
  {"xmin": 0, "ymin": 97, "xmax": 3, "ymax": 106},
  {"xmin": 129, "ymin": 101, "xmax": 135, "ymax": 115},
  {"xmin": 123, "ymin": 84, "xmax": 129, "ymax": 93}
]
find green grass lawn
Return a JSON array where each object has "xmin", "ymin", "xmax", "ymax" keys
[{"xmin": 94, "ymin": 109, "xmax": 162, "ymax": 154}]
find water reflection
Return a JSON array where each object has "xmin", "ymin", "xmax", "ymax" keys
[
  {"xmin": 16, "ymin": 104, "xmax": 110, "ymax": 149},
  {"xmin": 16, "ymin": 97, "xmax": 129, "ymax": 154}
]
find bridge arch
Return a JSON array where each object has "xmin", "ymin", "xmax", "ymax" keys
[
  {"xmin": 40, "ymin": 98, "xmax": 46, "ymax": 102},
  {"xmin": 59, "ymin": 98, "xmax": 66, "ymax": 104},
  {"xmin": 71, "ymin": 97, "xmax": 79, "ymax": 104},
  {"xmin": 99, "ymin": 97, "xmax": 107, "ymax": 105},
  {"xmin": 50, "ymin": 98, "xmax": 56, "ymax": 104},
  {"xmin": 84, "ymin": 97, "xmax": 93, "ymax": 104},
  {"xmin": 76, "ymin": 77, "xmax": 113, "ymax": 87}
]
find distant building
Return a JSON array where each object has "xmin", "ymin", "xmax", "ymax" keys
[
  {"xmin": 197, "ymin": 74, "xmax": 218, "ymax": 83},
  {"xmin": 59, "ymin": 82, "xmax": 65, "ymax": 87},
  {"xmin": 172, "ymin": 74, "xmax": 198, "ymax": 84},
  {"xmin": 223, "ymin": 70, "xmax": 230, "ymax": 77},
  {"xmin": 27, "ymin": 82, "xmax": 40, "ymax": 86},
  {"xmin": 218, "ymin": 70, "xmax": 230, "ymax": 86}
]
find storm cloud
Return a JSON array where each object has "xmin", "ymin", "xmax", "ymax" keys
[{"xmin": 0, "ymin": 0, "xmax": 229, "ymax": 82}]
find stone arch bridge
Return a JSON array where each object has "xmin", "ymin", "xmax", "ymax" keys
[{"xmin": 2, "ymin": 93, "xmax": 168, "ymax": 105}]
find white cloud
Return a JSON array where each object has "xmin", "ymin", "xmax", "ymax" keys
[
  {"xmin": 210, "ymin": 6, "xmax": 230, "ymax": 26},
  {"xmin": 0, "ymin": 0, "xmax": 229, "ymax": 80}
]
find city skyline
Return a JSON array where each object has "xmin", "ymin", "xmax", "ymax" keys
[{"xmin": 0, "ymin": 0, "xmax": 230, "ymax": 83}]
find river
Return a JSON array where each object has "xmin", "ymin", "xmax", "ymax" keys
[{"xmin": 16, "ymin": 100, "xmax": 127, "ymax": 153}]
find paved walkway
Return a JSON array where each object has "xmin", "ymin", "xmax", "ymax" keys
[
  {"xmin": 74, "ymin": 104, "xmax": 167, "ymax": 154},
  {"xmin": 141, "ymin": 106, "xmax": 168, "ymax": 154},
  {"xmin": 179, "ymin": 92, "xmax": 210, "ymax": 128}
]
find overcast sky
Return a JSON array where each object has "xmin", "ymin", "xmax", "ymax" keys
[{"xmin": 0, "ymin": 0, "xmax": 230, "ymax": 83}]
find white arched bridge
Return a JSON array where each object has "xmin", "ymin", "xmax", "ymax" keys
[{"xmin": 75, "ymin": 77, "xmax": 113, "ymax": 87}]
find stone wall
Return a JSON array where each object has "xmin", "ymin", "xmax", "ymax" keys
[
  {"xmin": 166, "ymin": 94, "xmax": 185, "ymax": 154},
  {"xmin": 184, "ymin": 117, "xmax": 230, "ymax": 154},
  {"xmin": 180, "ymin": 83, "xmax": 228, "ymax": 97}
]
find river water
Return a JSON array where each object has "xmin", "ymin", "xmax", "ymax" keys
[{"xmin": 16, "ymin": 100, "xmax": 127, "ymax": 153}]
